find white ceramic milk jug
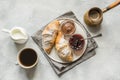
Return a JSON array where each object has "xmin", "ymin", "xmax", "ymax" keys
[{"xmin": 2, "ymin": 27, "xmax": 28, "ymax": 44}]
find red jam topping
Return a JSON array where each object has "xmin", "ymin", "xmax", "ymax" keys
[{"xmin": 69, "ymin": 34, "xmax": 85, "ymax": 50}]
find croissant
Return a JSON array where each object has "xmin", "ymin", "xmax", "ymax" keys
[
  {"xmin": 55, "ymin": 31, "xmax": 73, "ymax": 62},
  {"xmin": 42, "ymin": 20, "xmax": 60, "ymax": 54}
]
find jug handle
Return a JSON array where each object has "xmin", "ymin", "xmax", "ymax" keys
[{"xmin": 102, "ymin": 0, "xmax": 120, "ymax": 13}]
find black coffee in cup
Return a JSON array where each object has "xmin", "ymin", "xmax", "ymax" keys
[{"xmin": 18, "ymin": 48, "xmax": 38, "ymax": 68}]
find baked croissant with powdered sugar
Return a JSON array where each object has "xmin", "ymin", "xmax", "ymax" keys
[
  {"xmin": 55, "ymin": 31, "xmax": 73, "ymax": 62},
  {"xmin": 42, "ymin": 20, "xmax": 60, "ymax": 54}
]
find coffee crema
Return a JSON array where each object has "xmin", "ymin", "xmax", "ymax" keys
[
  {"xmin": 19, "ymin": 49, "xmax": 37, "ymax": 66},
  {"xmin": 89, "ymin": 10, "xmax": 100, "ymax": 19}
]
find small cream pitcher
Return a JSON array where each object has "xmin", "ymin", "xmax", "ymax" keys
[{"xmin": 2, "ymin": 27, "xmax": 28, "ymax": 44}]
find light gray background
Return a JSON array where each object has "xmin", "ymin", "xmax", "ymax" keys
[{"xmin": 0, "ymin": 0, "xmax": 120, "ymax": 80}]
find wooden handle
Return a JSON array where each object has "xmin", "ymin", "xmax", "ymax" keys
[{"xmin": 102, "ymin": 0, "xmax": 120, "ymax": 13}]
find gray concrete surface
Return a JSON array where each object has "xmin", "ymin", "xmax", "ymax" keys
[{"xmin": 0, "ymin": 0, "xmax": 120, "ymax": 80}]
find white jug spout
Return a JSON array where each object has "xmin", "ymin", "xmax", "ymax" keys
[{"xmin": 2, "ymin": 29, "xmax": 10, "ymax": 33}]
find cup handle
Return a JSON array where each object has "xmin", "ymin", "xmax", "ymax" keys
[
  {"xmin": 102, "ymin": 0, "xmax": 120, "ymax": 13},
  {"xmin": 2, "ymin": 29, "xmax": 10, "ymax": 33},
  {"xmin": 15, "ymin": 61, "xmax": 19, "ymax": 65}
]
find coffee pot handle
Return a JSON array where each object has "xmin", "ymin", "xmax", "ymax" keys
[{"xmin": 102, "ymin": 0, "xmax": 120, "ymax": 13}]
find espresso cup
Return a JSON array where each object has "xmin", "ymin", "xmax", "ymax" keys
[
  {"xmin": 84, "ymin": 7, "xmax": 103, "ymax": 26},
  {"xmin": 17, "ymin": 48, "xmax": 38, "ymax": 69}
]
